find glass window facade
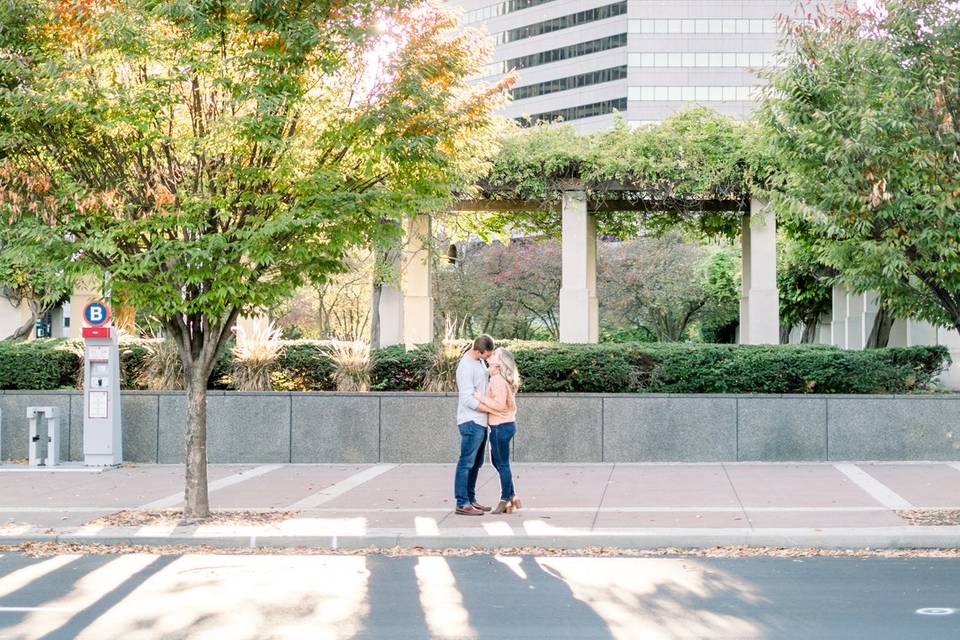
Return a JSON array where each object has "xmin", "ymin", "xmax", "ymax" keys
[
  {"xmin": 511, "ymin": 65, "xmax": 627, "ymax": 100},
  {"xmin": 518, "ymin": 97, "xmax": 627, "ymax": 124},
  {"xmin": 462, "ymin": 0, "xmax": 559, "ymax": 25},
  {"xmin": 503, "ymin": 33, "xmax": 628, "ymax": 72},
  {"xmin": 493, "ymin": 2, "xmax": 627, "ymax": 45}
]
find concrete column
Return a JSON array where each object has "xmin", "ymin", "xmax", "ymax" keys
[
  {"xmin": 401, "ymin": 214, "xmax": 433, "ymax": 347},
  {"xmin": 906, "ymin": 319, "xmax": 938, "ymax": 346},
  {"xmin": 830, "ymin": 284, "xmax": 847, "ymax": 348},
  {"xmin": 845, "ymin": 291, "xmax": 864, "ymax": 350},
  {"xmin": 67, "ymin": 278, "xmax": 100, "ymax": 340},
  {"xmin": 888, "ymin": 318, "xmax": 908, "ymax": 347},
  {"xmin": 817, "ymin": 310, "xmax": 833, "ymax": 345},
  {"xmin": 559, "ymin": 191, "xmax": 598, "ymax": 343},
  {"xmin": 739, "ymin": 198, "xmax": 780, "ymax": 344},
  {"xmin": 376, "ymin": 249, "xmax": 404, "ymax": 348},
  {"xmin": 739, "ymin": 214, "xmax": 752, "ymax": 345}
]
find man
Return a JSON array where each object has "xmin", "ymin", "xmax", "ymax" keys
[{"xmin": 454, "ymin": 334, "xmax": 495, "ymax": 516}]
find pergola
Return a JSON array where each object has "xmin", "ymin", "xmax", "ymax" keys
[{"xmin": 377, "ymin": 183, "xmax": 780, "ymax": 347}]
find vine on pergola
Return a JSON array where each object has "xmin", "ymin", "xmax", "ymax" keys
[{"xmin": 461, "ymin": 108, "xmax": 773, "ymax": 239}]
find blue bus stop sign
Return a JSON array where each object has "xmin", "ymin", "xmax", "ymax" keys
[{"xmin": 83, "ymin": 302, "xmax": 111, "ymax": 327}]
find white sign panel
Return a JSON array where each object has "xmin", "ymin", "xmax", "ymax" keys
[
  {"xmin": 88, "ymin": 346, "xmax": 110, "ymax": 362},
  {"xmin": 88, "ymin": 390, "xmax": 109, "ymax": 419}
]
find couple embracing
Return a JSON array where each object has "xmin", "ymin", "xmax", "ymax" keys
[{"xmin": 453, "ymin": 335, "xmax": 522, "ymax": 516}]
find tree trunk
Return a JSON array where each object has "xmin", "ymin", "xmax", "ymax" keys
[
  {"xmin": 183, "ymin": 370, "xmax": 210, "ymax": 519},
  {"xmin": 801, "ymin": 320, "xmax": 819, "ymax": 344},
  {"xmin": 866, "ymin": 305, "xmax": 895, "ymax": 348},
  {"xmin": 779, "ymin": 324, "xmax": 792, "ymax": 344},
  {"xmin": 2, "ymin": 314, "xmax": 35, "ymax": 341},
  {"xmin": 168, "ymin": 310, "xmax": 238, "ymax": 520}
]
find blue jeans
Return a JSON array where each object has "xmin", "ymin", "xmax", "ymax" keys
[
  {"xmin": 490, "ymin": 422, "xmax": 517, "ymax": 501},
  {"xmin": 455, "ymin": 421, "xmax": 487, "ymax": 508}
]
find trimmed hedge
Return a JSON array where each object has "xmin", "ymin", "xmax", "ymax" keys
[
  {"xmin": 0, "ymin": 339, "xmax": 950, "ymax": 394},
  {"xmin": 0, "ymin": 340, "xmax": 79, "ymax": 390}
]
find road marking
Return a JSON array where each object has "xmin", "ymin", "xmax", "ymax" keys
[
  {"xmin": 949, "ymin": 463, "xmax": 960, "ymax": 474},
  {"xmin": 0, "ymin": 607, "xmax": 76, "ymax": 613},
  {"xmin": 833, "ymin": 463, "xmax": 914, "ymax": 509},
  {"xmin": 137, "ymin": 465, "xmax": 284, "ymax": 510},
  {"xmin": 286, "ymin": 464, "xmax": 397, "ymax": 510},
  {"xmin": 415, "ymin": 517, "xmax": 440, "ymax": 535},
  {"xmin": 916, "ymin": 608, "xmax": 956, "ymax": 616},
  {"xmin": 483, "ymin": 521, "xmax": 514, "ymax": 536}
]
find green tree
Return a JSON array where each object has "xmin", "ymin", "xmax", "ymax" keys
[
  {"xmin": 761, "ymin": 0, "xmax": 960, "ymax": 334},
  {"xmin": 599, "ymin": 233, "xmax": 718, "ymax": 342},
  {"xmin": 777, "ymin": 233, "xmax": 833, "ymax": 344},
  {"xmin": 0, "ymin": 0, "xmax": 508, "ymax": 517},
  {"xmin": 699, "ymin": 247, "xmax": 741, "ymax": 343}
]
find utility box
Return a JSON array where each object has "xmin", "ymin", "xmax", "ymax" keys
[{"xmin": 82, "ymin": 302, "xmax": 122, "ymax": 466}]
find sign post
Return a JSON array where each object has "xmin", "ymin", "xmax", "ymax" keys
[{"xmin": 82, "ymin": 302, "xmax": 122, "ymax": 466}]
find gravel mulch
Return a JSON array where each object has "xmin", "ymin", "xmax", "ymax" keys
[
  {"xmin": 85, "ymin": 510, "xmax": 300, "ymax": 527},
  {"xmin": 897, "ymin": 510, "xmax": 960, "ymax": 526},
  {"xmin": 3, "ymin": 542, "xmax": 960, "ymax": 558}
]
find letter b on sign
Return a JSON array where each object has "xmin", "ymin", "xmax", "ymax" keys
[{"xmin": 83, "ymin": 302, "xmax": 110, "ymax": 328}]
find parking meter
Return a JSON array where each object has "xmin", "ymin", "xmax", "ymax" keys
[{"xmin": 81, "ymin": 302, "xmax": 122, "ymax": 466}]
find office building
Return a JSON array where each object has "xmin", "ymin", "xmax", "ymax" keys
[{"xmin": 455, "ymin": 0, "xmax": 802, "ymax": 130}]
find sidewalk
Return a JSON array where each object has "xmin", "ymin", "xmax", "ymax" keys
[{"xmin": 2, "ymin": 462, "xmax": 959, "ymax": 550}]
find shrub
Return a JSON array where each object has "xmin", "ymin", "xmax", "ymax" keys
[
  {"xmin": 0, "ymin": 338, "xmax": 949, "ymax": 394},
  {"xmin": 273, "ymin": 341, "xmax": 336, "ymax": 391},
  {"xmin": 0, "ymin": 340, "xmax": 79, "ymax": 390},
  {"xmin": 370, "ymin": 345, "xmax": 432, "ymax": 391}
]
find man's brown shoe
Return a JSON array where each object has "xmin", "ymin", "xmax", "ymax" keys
[
  {"xmin": 456, "ymin": 505, "xmax": 484, "ymax": 516},
  {"xmin": 471, "ymin": 502, "xmax": 492, "ymax": 512}
]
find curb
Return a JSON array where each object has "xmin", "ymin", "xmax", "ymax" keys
[{"xmin": 3, "ymin": 528, "xmax": 959, "ymax": 551}]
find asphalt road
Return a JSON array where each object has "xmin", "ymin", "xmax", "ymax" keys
[{"xmin": 0, "ymin": 552, "xmax": 958, "ymax": 639}]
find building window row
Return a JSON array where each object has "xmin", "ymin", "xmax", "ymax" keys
[
  {"xmin": 493, "ymin": 2, "xmax": 627, "ymax": 45},
  {"xmin": 461, "ymin": 0, "xmax": 558, "ymax": 25},
  {"xmin": 504, "ymin": 33, "xmax": 628, "ymax": 73},
  {"xmin": 629, "ymin": 52, "xmax": 777, "ymax": 68},
  {"xmin": 518, "ymin": 97, "xmax": 627, "ymax": 125},
  {"xmin": 511, "ymin": 65, "xmax": 627, "ymax": 100},
  {"xmin": 628, "ymin": 19, "xmax": 777, "ymax": 35},
  {"xmin": 628, "ymin": 85, "xmax": 760, "ymax": 102}
]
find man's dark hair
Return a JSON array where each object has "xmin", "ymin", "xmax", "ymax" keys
[{"xmin": 473, "ymin": 334, "xmax": 495, "ymax": 353}]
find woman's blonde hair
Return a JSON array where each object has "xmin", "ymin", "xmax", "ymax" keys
[{"xmin": 495, "ymin": 347, "xmax": 521, "ymax": 392}]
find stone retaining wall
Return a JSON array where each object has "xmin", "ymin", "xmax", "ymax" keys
[{"xmin": 1, "ymin": 391, "xmax": 958, "ymax": 463}]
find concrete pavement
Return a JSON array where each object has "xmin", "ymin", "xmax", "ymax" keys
[{"xmin": 1, "ymin": 462, "xmax": 959, "ymax": 549}]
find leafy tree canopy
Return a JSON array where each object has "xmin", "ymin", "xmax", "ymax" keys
[
  {"xmin": 760, "ymin": 0, "xmax": 960, "ymax": 333},
  {"xmin": 0, "ymin": 0, "xmax": 509, "ymax": 515}
]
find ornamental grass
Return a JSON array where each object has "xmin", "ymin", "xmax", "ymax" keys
[
  {"xmin": 138, "ymin": 338, "xmax": 184, "ymax": 390},
  {"xmin": 231, "ymin": 320, "xmax": 282, "ymax": 392},
  {"xmin": 326, "ymin": 339, "xmax": 371, "ymax": 392},
  {"xmin": 424, "ymin": 319, "xmax": 469, "ymax": 392}
]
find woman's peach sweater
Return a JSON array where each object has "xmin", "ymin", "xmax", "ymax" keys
[{"xmin": 483, "ymin": 374, "xmax": 516, "ymax": 425}]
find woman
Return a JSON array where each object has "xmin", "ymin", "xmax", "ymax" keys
[{"xmin": 473, "ymin": 347, "xmax": 522, "ymax": 514}]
